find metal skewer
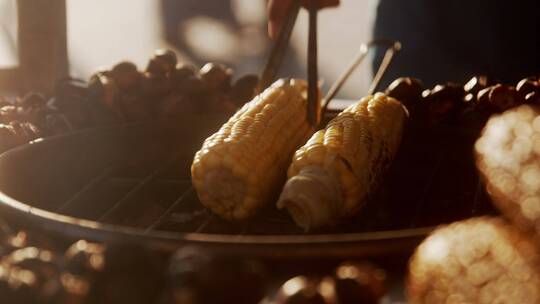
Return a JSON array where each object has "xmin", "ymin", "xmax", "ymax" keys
[
  {"xmin": 321, "ymin": 39, "xmax": 402, "ymax": 113},
  {"xmin": 306, "ymin": 2, "xmax": 319, "ymax": 126},
  {"xmin": 259, "ymin": 0, "xmax": 301, "ymax": 91},
  {"xmin": 368, "ymin": 40, "xmax": 401, "ymax": 95}
]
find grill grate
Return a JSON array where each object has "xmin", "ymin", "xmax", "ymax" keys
[{"xmin": 49, "ymin": 124, "xmax": 494, "ymax": 236}]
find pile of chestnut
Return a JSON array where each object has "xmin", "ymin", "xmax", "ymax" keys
[
  {"xmin": 0, "ymin": 231, "xmax": 168, "ymax": 304},
  {"xmin": 0, "ymin": 231, "xmax": 387, "ymax": 304},
  {"xmin": 385, "ymin": 75, "xmax": 540, "ymax": 130},
  {"xmin": 0, "ymin": 49, "xmax": 259, "ymax": 154},
  {"xmin": 88, "ymin": 49, "xmax": 259, "ymax": 122},
  {"xmin": 268, "ymin": 262, "xmax": 385, "ymax": 304},
  {"xmin": 0, "ymin": 90, "xmax": 79, "ymax": 153}
]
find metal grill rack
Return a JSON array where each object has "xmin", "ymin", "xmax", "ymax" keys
[
  {"xmin": 0, "ymin": 114, "xmax": 489, "ymax": 235},
  {"xmin": 0, "ymin": 115, "xmax": 494, "ymax": 257},
  {"xmin": 52, "ymin": 154, "xmax": 305, "ymax": 236}
]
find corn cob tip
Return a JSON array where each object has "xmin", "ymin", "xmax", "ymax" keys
[
  {"xmin": 277, "ymin": 166, "xmax": 342, "ymax": 231},
  {"xmin": 200, "ymin": 168, "xmax": 249, "ymax": 220}
]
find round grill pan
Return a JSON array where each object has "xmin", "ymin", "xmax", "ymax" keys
[{"xmin": 0, "ymin": 113, "xmax": 487, "ymax": 258}]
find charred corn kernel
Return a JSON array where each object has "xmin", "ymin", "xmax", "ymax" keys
[
  {"xmin": 408, "ymin": 217, "xmax": 540, "ymax": 304},
  {"xmin": 277, "ymin": 93, "xmax": 407, "ymax": 230},
  {"xmin": 191, "ymin": 79, "xmax": 318, "ymax": 220}
]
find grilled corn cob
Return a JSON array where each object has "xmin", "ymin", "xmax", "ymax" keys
[
  {"xmin": 191, "ymin": 79, "xmax": 318, "ymax": 220},
  {"xmin": 277, "ymin": 93, "xmax": 407, "ymax": 230}
]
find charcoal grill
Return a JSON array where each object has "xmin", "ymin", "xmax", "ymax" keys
[{"xmin": 0, "ymin": 112, "xmax": 491, "ymax": 259}]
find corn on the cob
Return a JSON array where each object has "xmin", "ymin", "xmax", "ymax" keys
[
  {"xmin": 277, "ymin": 93, "xmax": 407, "ymax": 230},
  {"xmin": 476, "ymin": 105, "xmax": 540, "ymax": 237},
  {"xmin": 408, "ymin": 217, "xmax": 540, "ymax": 304},
  {"xmin": 191, "ymin": 79, "xmax": 317, "ymax": 220}
]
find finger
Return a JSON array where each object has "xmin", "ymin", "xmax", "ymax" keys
[
  {"xmin": 300, "ymin": 0, "xmax": 340, "ymax": 9},
  {"xmin": 268, "ymin": 0, "xmax": 294, "ymax": 38}
]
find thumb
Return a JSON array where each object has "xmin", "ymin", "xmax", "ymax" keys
[{"xmin": 268, "ymin": 0, "xmax": 295, "ymax": 38}]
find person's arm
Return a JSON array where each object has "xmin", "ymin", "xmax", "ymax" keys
[{"xmin": 267, "ymin": 0, "xmax": 339, "ymax": 38}]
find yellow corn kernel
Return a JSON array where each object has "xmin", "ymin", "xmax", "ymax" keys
[
  {"xmin": 277, "ymin": 93, "xmax": 407, "ymax": 230},
  {"xmin": 191, "ymin": 79, "xmax": 319, "ymax": 220}
]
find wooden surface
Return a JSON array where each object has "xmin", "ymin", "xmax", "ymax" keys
[{"xmin": 17, "ymin": 0, "xmax": 68, "ymax": 95}]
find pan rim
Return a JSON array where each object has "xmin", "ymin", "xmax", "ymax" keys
[{"xmin": 0, "ymin": 122, "xmax": 434, "ymax": 252}]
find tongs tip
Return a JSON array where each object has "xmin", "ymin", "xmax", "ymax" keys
[{"xmin": 306, "ymin": 2, "xmax": 319, "ymax": 127}]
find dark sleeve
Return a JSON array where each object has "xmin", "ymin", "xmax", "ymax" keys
[{"xmin": 372, "ymin": 0, "xmax": 540, "ymax": 89}]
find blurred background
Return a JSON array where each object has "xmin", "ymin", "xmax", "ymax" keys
[{"xmin": 0, "ymin": 0, "xmax": 372, "ymax": 99}]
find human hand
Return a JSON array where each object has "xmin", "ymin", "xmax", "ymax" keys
[{"xmin": 267, "ymin": 0, "xmax": 340, "ymax": 38}]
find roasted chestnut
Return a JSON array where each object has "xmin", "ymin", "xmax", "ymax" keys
[
  {"xmin": 19, "ymin": 122, "xmax": 41, "ymax": 141},
  {"xmin": 385, "ymin": 77, "xmax": 424, "ymax": 110},
  {"xmin": 0, "ymin": 268, "xmax": 42, "ymax": 304},
  {"xmin": 0, "ymin": 105, "xmax": 18, "ymax": 123},
  {"xmin": 57, "ymin": 272, "xmax": 91, "ymax": 304},
  {"xmin": 159, "ymin": 93, "xmax": 196, "ymax": 117},
  {"xmin": 0, "ymin": 123, "xmax": 26, "ymax": 151},
  {"xmin": 331, "ymin": 262, "xmax": 385, "ymax": 304},
  {"xmin": 153, "ymin": 49, "xmax": 178, "ymax": 74},
  {"xmin": 516, "ymin": 77, "xmax": 540, "ymax": 99},
  {"xmin": 9, "ymin": 120, "xmax": 28, "ymax": 138},
  {"xmin": 167, "ymin": 247, "xmax": 266, "ymax": 304},
  {"xmin": 64, "ymin": 240, "xmax": 106, "ymax": 277},
  {"xmin": 463, "ymin": 75, "xmax": 493, "ymax": 95},
  {"xmin": 85, "ymin": 243, "xmax": 166, "ymax": 304},
  {"xmin": 56, "ymin": 240, "xmax": 106, "ymax": 303},
  {"xmin": 199, "ymin": 63, "xmax": 233, "ymax": 92},
  {"xmin": 171, "ymin": 64, "xmax": 197, "ymax": 88},
  {"xmin": 146, "ymin": 49, "xmax": 177, "ymax": 76},
  {"xmin": 0, "ymin": 246, "xmax": 62, "ymax": 302},
  {"xmin": 274, "ymin": 276, "xmax": 326, "ymax": 304},
  {"xmin": 54, "ymin": 78, "xmax": 88, "ymax": 101},
  {"xmin": 111, "ymin": 61, "xmax": 141, "ymax": 92},
  {"xmin": 19, "ymin": 92, "xmax": 47, "ymax": 110},
  {"xmin": 27, "ymin": 105, "xmax": 52, "ymax": 130},
  {"xmin": 141, "ymin": 73, "xmax": 172, "ymax": 100},
  {"xmin": 422, "ymin": 83, "xmax": 465, "ymax": 124},
  {"xmin": 87, "ymin": 71, "xmax": 112, "ymax": 102},
  {"xmin": 475, "ymin": 86, "xmax": 492, "ymax": 110},
  {"xmin": 230, "ymin": 74, "xmax": 259, "ymax": 106},
  {"xmin": 146, "ymin": 59, "xmax": 167, "ymax": 76},
  {"xmin": 488, "ymin": 84, "xmax": 521, "ymax": 112},
  {"xmin": 178, "ymin": 75, "xmax": 209, "ymax": 97},
  {"xmin": 2, "ymin": 231, "xmax": 56, "ymax": 253},
  {"xmin": 462, "ymin": 92, "xmax": 476, "ymax": 104},
  {"xmin": 202, "ymin": 93, "xmax": 237, "ymax": 113},
  {"xmin": 117, "ymin": 93, "xmax": 151, "ymax": 122},
  {"xmin": 1, "ymin": 231, "xmax": 29, "ymax": 255},
  {"xmin": 525, "ymin": 91, "xmax": 540, "ymax": 105},
  {"xmin": 89, "ymin": 73, "xmax": 121, "ymax": 116},
  {"xmin": 2, "ymin": 247, "xmax": 60, "ymax": 282},
  {"xmin": 427, "ymin": 83, "xmax": 465, "ymax": 101}
]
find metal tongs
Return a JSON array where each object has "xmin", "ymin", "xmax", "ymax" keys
[
  {"xmin": 260, "ymin": 0, "xmax": 401, "ymax": 128},
  {"xmin": 260, "ymin": 0, "xmax": 318, "ymax": 126},
  {"xmin": 259, "ymin": 0, "xmax": 301, "ymax": 90},
  {"xmin": 322, "ymin": 38, "xmax": 402, "ymax": 113}
]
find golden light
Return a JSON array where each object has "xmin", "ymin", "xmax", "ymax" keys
[{"xmin": 182, "ymin": 17, "xmax": 238, "ymax": 62}]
